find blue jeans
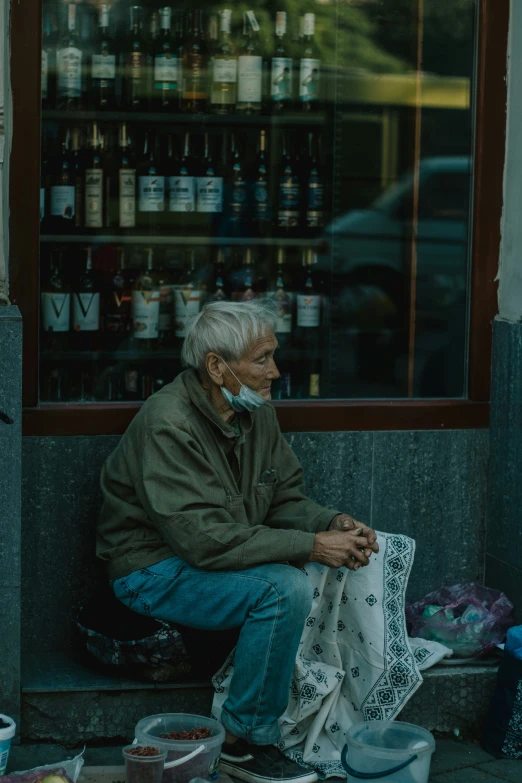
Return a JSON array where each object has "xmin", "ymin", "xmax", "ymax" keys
[{"xmin": 113, "ymin": 557, "xmax": 313, "ymax": 745}]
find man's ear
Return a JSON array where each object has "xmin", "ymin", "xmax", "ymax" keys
[{"xmin": 206, "ymin": 352, "xmax": 224, "ymax": 386}]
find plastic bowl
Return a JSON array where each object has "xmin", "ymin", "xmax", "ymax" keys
[{"xmin": 135, "ymin": 713, "xmax": 225, "ymax": 783}]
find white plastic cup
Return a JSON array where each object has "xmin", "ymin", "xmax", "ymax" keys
[{"xmin": 0, "ymin": 714, "xmax": 16, "ymax": 775}]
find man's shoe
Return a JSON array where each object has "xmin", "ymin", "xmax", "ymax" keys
[{"xmin": 220, "ymin": 739, "xmax": 318, "ymax": 783}]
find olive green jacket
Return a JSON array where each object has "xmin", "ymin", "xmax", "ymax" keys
[{"xmin": 96, "ymin": 370, "xmax": 339, "ymax": 580}]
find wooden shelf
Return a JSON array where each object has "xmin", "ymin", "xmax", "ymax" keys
[{"xmin": 42, "ymin": 110, "xmax": 327, "ymax": 127}]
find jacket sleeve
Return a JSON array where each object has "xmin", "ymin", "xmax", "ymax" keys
[
  {"xmin": 264, "ymin": 410, "xmax": 340, "ymax": 534},
  {"xmin": 137, "ymin": 424, "xmax": 316, "ymax": 571}
]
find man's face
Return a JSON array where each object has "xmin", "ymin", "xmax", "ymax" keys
[{"xmin": 225, "ymin": 332, "xmax": 280, "ymax": 400}]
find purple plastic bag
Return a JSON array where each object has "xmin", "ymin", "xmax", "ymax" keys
[{"xmin": 406, "ymin": 583, "xmax": 514, "ymax": 658}]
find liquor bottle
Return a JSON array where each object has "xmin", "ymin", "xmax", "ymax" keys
[
  {"xmin": 123, "ymin": 6, "xmax": 149, "ymax": 110},
  {"xmin": 56, "ymin": 3, "xmax": 84, "ymax": 110},
  {"xmin": 71, "ymin": 128, "xmax": 84, "ymax": 230},
  {"xmin": 173, "ymin": 249, "xmax": 202, "ymax": 339},
  {"xmin": 237, "ymin": 11, "xmax": 262, "ymax": 114},
  {"xmin": 252, "ymin": 129, "xmax": 271, "ymax": 236},
  {"xmin": 157, "ymin": 259, "xmax": 174, "ymax": 342},
  {"xmin": 41, "ymin": 250, "xmax": 71, "ymax": 347},
  {"xmin": 297, "ymin": 249, "xmax": 321, "ymax": 329},
  {"xmin": 196, "ymin": 133, "xmax": 223, "ymax": 219},
  {"xmin": 206, "ymin": 248, "xmax": 228, "ymax": 302},
  {"xmin": 232, "ymin": 247, "xmax": 256, "ymax": 301},
  {"xmin": 41, "ymin": 9, "xmax": 57, "ymax": 110},
  {"xmin": 277, "ymin": 133, "xmax": 301, "ymax": 235},
  {"xmin": 299, "ymin": 13, "xmax": 320, "ymax": 111},
  {"xmin": 211, "ymin": 9, "xmax": 237, "ymax": 115},
  {"xmin": 271, "ymin": 11, "xmax": 293, "ymax": 113},
  {"xmin": 84, "ymin": 123, "xmax": 104, "ymax": 229},
  {"xmin": 104, "ymin": 247, "xmax": 132, "ymax": 346},
  {"xmin": 132, "ymin": 248, "xmax": 160, "ymax": 342},
  {"xmin": 73, "ymin": 247, "xmax": 101, "ymax": 349},
  {"xmin": 153, "ymin": 7, "xmax": 179, "ymax": 110},
  {"xmin": 168, "ymin": 132, "xmax": 196, "ymax": 218},
  {"xmin": 227, "ymin": 135, "xmax": 247, "ymax": 236},
  {"xmin": 138, "ymin": 133, "xmax": 165, "ymax": 230},
  {"xmin": 306, "ymin": 133, "xmax": 325, "ymax": 230},
  {"xmin": 48, "ymin": 136, "xmax": 76, "ymax": 232},
  {"xmin": 117, "ymin": 123, "xmax": 136, "ymax": 229},
  {"xmin": 269, "ymin": 248, "xmax": 293, "ymax": 340},
  {"xmin": 181, "ymin": 9, "xmax": 208, "ymax": 114},
  {"xmin": 89, "ymin": 4, "xmax": 116, "ymax": 110}
]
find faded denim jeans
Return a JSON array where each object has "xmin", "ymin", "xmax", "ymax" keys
[{"xmin": 112, "ymin": 557, "xmax": 313, "ymax": 745}]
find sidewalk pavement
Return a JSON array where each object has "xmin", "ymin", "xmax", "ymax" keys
[{"xmin": 6, "ymin": 739, "xmax": 521, "ymax": 782}]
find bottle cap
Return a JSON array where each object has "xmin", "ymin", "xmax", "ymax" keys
[
  {"xmin": 303, "ymin": 13, "xmax": 315, "ymax": 36},
  {"xmin": 275, "ymin": 11, "xmax": 287, "ymax": 37}
]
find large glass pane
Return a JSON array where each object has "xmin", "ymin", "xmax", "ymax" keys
[{"xmin": 38, "ymin": 0, "xmax": 476, "ymax": 402}]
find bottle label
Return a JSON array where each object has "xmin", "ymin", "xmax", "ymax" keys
[
  {"xmin": 309, "ymin": 373, "xmax": 320, "ymax": 397},
  {"xmin": 132, "ymin": 290, "xmax": 160, "ymax": 339},
  {"xmin": 271, "ymin": 58, "xmax": 293, "ymax": 100},
  {"xmin": 127, "ymin": 51, "xmax": 145, "ymax": 80},
  {"xmin": 40, "ymin": 187, "xmax": 45, "ymax": 221},
  {"xmin": 183, "ymin": 55, "xmax": 207, "ymax": 100},
  {"xmin": 297, "ymin": 293, "xmax": 321, "ymax": 327},
  {"xmin": 299, "ymin": 58, "xmax": 320, "ymax": 101},
  {"xmin": 119, "ymin": 169, "xmax": 136, "ymax": 227},
  {"xmin": 237, "ymin": 56, "xmax": 262, "ymax": 103},
  {"xmin": 196, "ymin": 177, "xmax": 223, "ymax": 213},
  {"xmin": 168, "ymin": 176, "xmax": 196, "ymax": 212},
  {"xmin": 213, "ymin": 58, "xmax": 237, "ymax": 83},
  {"xmin": 303, "ymin": 14, "xmax": 315, "ymax": 37},
  {"xmin": 173, "ymin": 287, "xmax": 201, "ymax": 337},
  {"xmin": 57, "ymin": 47, "xmax": 83, "ymax": 98},
  {"xmin": 41, "ymin": 50, "xmax": 48, "ymax": 98},
  {"xmin": 254, "ymin": 182, "xmax": 270, "ymax": 219},
  {"xmin": 229, "ymin": 182, "xmax": 248, "ymax": 218},
  {"xmin": 92, "ymin": 53, "xmax": 116, "ymax": 80},
  {"xmin": 232, "ymin": 287, "xmax": 256, "ymax": 303},
  {"xmin": 139, "ymin": 176, "xmax": 165, "ymax": 212},
  {"xmin": 50, "ymin": 185, "xmax": 75, "ymax": 219},
  {"xmin": 280, "ymin": 178, "xmax": 300, "ymax": 209},
  {"xmin": 306, "ymin": 210, "xmax": 324, "ymax": 228},
  {"xmin": 85, "ymin": 169, "xmax": 104, "ymax": 228},
  {"xmin": 41, "ymin": 292, "xmax": 70, "ymax": 332},
  {"xmin": 159, "ymin": 284, "xmax": 173, "ymax": 331},
  {"xmin": 268, "ymin": 289, "xmax": 293, "ymax": 333},
  {"xmin": 73, "ymin": 292, "xmax": 100, "ymax": 331},
  {"xmin": 154, "ymin": 54, "xmax": 178, "ymax": 89},
  {"xmin": 308, "ymin": 181, "xmax": 324, "ymax": 209}
]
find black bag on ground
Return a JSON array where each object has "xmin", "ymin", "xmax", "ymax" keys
[{"xmin": 482, "ymin": 651, "xmax": 522, "ymax": 758}]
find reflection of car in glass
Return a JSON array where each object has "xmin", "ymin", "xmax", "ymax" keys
[{"xmin": 319, "ymin": 156, "xmax": 471, "ymax": 326}]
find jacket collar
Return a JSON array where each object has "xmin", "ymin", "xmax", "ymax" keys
[{"xmin": 182, "ymin": 369, "xmax": 254, "ymax": 439}]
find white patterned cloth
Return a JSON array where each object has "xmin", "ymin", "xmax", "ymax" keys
[{"xmin": 212, "ymin": 533, "xmax": 451, "ymax": 779}]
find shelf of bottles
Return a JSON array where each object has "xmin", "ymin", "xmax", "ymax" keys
[{"xmin": 40, "ymin": 1, "xmax": 332, "ymax": 404}]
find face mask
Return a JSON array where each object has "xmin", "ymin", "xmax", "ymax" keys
[{"xmin": 220, "ymin": 360, "xmax": 269, "ymax": 413}]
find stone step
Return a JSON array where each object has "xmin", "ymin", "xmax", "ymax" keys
[{"xmin": 21, "ymin": 653, "xmax": 499, "ymax": 744}]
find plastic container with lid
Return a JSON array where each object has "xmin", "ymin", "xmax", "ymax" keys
[
  {"xmin": 341, "ymin": 720, "xmax": 435, "ymax": 783},
  {"xmin": 135, "ymin": 714, "xmax": 225, "ymax": 783},
  {"xmin": 0, "ymin": 714, "xmax": 16, "ymax": 775}
]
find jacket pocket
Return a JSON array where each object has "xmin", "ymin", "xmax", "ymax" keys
[{"xmin": 255, "ymin": 483, "xmax": 277, "ymax": 519}]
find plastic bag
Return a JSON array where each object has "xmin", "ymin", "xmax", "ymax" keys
[
  {"xmin": 506, "ymin": 625, "xmax": 522, "ymax": 661},
  {"xmin": 4, "ymin": 750, "xmax": 84, "ymax": 783},
  {"xmin": 406, "ymin": 583, "xmax": 514, "ymax": 658}
]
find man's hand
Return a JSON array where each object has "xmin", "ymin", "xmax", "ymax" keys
[
  {"xmin": 328, "ymin": 514, "xmax": 379, "ymax": 558},
  {"xmin": 310, "ymin": 530, "xmax": 374, "ymax": 571}
]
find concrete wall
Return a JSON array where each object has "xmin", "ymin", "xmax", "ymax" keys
[
  {"xmin": 0, "ymin": 0, "xmax": 10, "ymax": 305},
  {"xmin": 21, "ymin": 429, "xmax": 489, "ymax": 654}
]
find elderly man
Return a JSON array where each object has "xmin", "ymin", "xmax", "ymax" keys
[{"xmin": 97, "ymin": 300, "xmax": 378, "ymax": 783}]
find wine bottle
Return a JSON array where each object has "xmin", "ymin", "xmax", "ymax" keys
[
  {"xmin": 42, "ymin": 9, "xmax": 57, "ymax": 110},
  {"xmin": 297, "ymin": 248, "xmax": 321, "ymax": 328},
  {"xmin": 84, "ymin": 123, "xmax": 104, "ymax": 229},
  {"xmin": 168, "ymin": 132, "xmax": 196, "ymax": 217},
  {"xmin": 138, "ymin": 133, "xmax": 165, "ymax": 230},
  {"xmin": 206, "ymin": 248, "xmax": 228, "ymax": 302},
  {"xmin": 73, "ymin": 247, "xmax": 101, "ymax": 350},
  {"xmin": 157, "ymin": 259, "xmax": 174, "ymax": 341},
  {"xmin": 48, "ymin": 135, "xmax": 76, "ymax": 232},
  {"xmin": 211, "ymin": 9, "xmax": 237, "ymax": 115},
  {"xmin": 232, "ymin": 247, "xmax": 256, "ymax": 301},
  {"xmin": 41, "ymin": 250, "xmax": 71, "ymax": 347},
  {"xmin": 196, "ymin": 133, "xmax": 223, "ymax": 218},
  {"xmin": 153, "ymin": 7, "xmax": 179, "ymax": 110},
  {"xmin": 104, "ymin": 247, "xmax": 132, "ymax": 347},
  {"xmin": 173, "ymin": 249, "xmax": 202, "ymax": 339},
  {"xmin": 269, "ymin": 247, "xmax": 293, "ymax": 339},
  {"xmin": 277, "ymin": 133, "xmax": 301, "ymax": 235},
  {"xmin": 252, "ymin": 129, "xmax": 271, "ymax": 235},
  {"xmin": 56, "ymin": 3, "xmax": 84, "ymax": 110},
  {"xmin": 89, "ymin": 4, "xmax": 116, "ymax": 109},
  {"xmin": 237, "ymin": 11, "xmax": 262, "ymax": 114},
  {"xmin": 117, "ymin": 123, "xmax": 136, "ymax": 229},
  {"xmin": 299, "ymin": 13, "xmax": 320, "ymax": 111},
  {"xmin": 306, "ymin": 133, "xmax": 325, "ymax": 230},
  {"xmin": 271, "ymin": 11, "xmax": 293, "ymax": 113},
  {"xmin": 123, "ymin": 6, "xmax": 149, "ymax": 110},
  {"xmin": 227, "ymin": 134, "xmax": 248, "ymax": 236},
  {"xmin": 181, "ymin": 9, "xmax": 208, "ymax": 114},
  {"xmin": 132, "ymin": 248, "xmax": 160, "ymax": 342},
  {"xmin": 71, "ymin": 128, "xmax": 84, "ymax": 230}
]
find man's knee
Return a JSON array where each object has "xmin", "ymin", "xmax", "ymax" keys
[{"xmin": 263, "ymin": 565, "xmax": 313, "ymax": 617}]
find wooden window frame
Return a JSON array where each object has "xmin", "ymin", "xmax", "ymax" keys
[{"xmin": 9, "ymin": 0, "xmax": 507, "ymax": 436}]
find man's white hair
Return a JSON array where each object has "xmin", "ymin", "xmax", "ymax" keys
[{"xmin": 181, "ymin": 300, "xmax": 277, "ymax": 372}]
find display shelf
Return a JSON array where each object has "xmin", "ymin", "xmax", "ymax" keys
[
  {"xmin": 42, "ymin": 110, "xmax": 327, "ymax": 127},
  {"xmin": 40, "ymin": 234, "xmax": 316, "ymax": 247},
  {"xmin": 40, "ymin": 345, "xmax": 315, "ymax": 363}
]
